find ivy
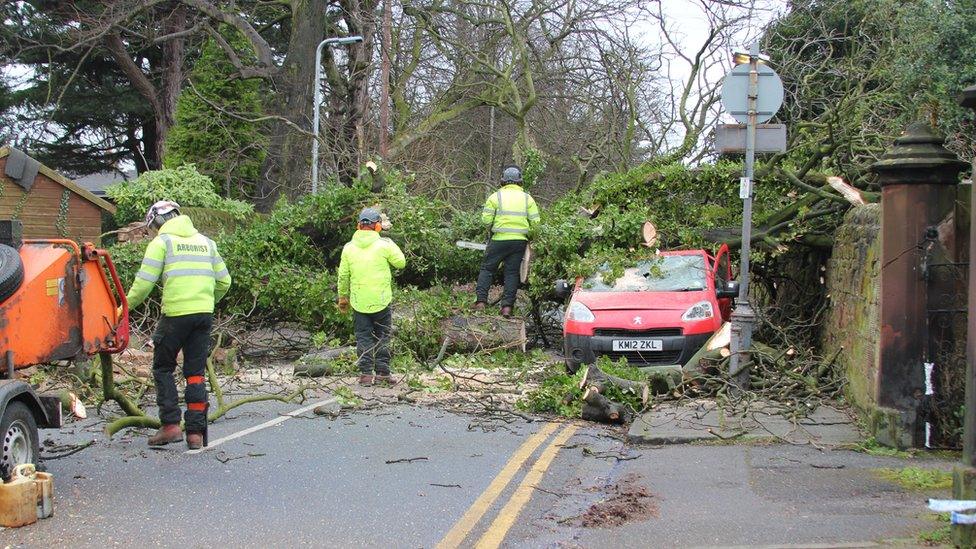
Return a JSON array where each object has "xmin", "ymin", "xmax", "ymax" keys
[{"xmin": 55, "ymin": 189, "xmax": 70, "ymax": 238}]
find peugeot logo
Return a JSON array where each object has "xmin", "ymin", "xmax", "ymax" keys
[{"xmin": 633, "ymin": 316, "xmax": 643, "ymax": 325}]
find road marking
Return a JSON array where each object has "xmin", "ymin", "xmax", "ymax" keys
[
  {"xmin": 436, "ymin": 422, "xmax": 561, "ymax": 549},
  {"xmin": 474, "ymin": 424, "xmax": 578, "ymax": 549},
  {"xmin": 185, "ymin": 397, "xmax": 338, "ymax": 455}
]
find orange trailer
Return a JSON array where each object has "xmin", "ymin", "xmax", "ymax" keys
[{"xmin": 0, "ymin": 220, "xmax": 129, "ymax": 474}]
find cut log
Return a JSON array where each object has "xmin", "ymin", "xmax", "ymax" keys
[
  {"xmin": 580, "ymin": 364, "xmax": 649, "ymax": 406},
  {"xmin": 641, "ymin": 221, "xmax": 659, "ymax": 248},
  {"xmin": 826, "ymin": 176, "xmax": 866, "ymax": 205},
  {"xmin": 519, "ymin": 244, "xmax": 532, "ymax": 284},
  {"xmin": 293, "ymin": 346, "xmax": 357, "ymax": 377},
  {"xmin": 581, "ymin": 386, "xmax": 632, "ymax": 424},
  {"xmin": 443, "ymin": 315, "xmax": 526, "ymax": 353},
  {"xmin": 682, "ymin": 322, "xmax": 731, "ymax": 374}
]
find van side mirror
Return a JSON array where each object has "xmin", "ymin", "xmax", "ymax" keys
[
  {"xmin": 554, "ymin": 279, "xmax": 570, "ymax": 300},
  {"xmin": 717, "ymin": 280, "xmax": 740, "ymax": 299}
]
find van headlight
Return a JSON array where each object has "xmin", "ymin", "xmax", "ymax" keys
[
  {"xmin": 568, "ymin": 301, "xmax": 595, "ymax": 322},
  {"xmin": 681, "ymin": 301, "xmax": 714, "ymax": 321}
]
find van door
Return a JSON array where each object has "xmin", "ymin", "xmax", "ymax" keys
[{"xmin": 713, "ymin": 244, "xmax": 733, "ymax": 320}]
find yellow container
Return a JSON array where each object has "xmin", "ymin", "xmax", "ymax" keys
[
  {"xmin": 0, "ymin": 475, "xmax": 37, "ymax": 528},
  {"xmin": 34, "ymin": 472, "xmax": 53, "ymax": 519}
]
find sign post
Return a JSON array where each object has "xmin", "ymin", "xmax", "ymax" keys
[{"xmin": 718, "ymin": 43, "xmax": 785, "ymax": 388}]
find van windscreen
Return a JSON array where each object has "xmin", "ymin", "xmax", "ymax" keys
[{"xmin": 583, "ymin": 255, "xmax": 708, "ymax": 292}]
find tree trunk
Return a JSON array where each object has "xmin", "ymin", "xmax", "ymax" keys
[
  {"xmin": 256, "ymin": 0, "xmax": 378, "ymax": 211},
  {"xmin": 442, "ymin": 315, "xmax": 527, "ymax": 353},
  {"xmin": 255, "ymin": 0, "xmax": 327, "ymax": 211},
  {"xmin": 379, "ymin": 0, "xmax": 392, "ymax": 158}
]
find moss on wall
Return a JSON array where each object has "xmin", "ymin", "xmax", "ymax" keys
[{"xmin": 822, "ymin": 204, "xmax": 882, "ymax": 411}]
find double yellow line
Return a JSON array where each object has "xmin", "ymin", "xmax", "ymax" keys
[{"xmin": 437, "ymin": 422, "xmax": 578, "ymax": 549}]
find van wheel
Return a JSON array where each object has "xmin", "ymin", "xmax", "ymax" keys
[
  {"xmin": 0, "ymin": 402, "xmax": 39, "ymax": 479},
  {"xmin": 0, "ymin": 244, "xmax": 24, "ymax": 303}
]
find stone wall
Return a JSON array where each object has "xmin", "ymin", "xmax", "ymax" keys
[{"xmin": 821, "ymin": 204, "xmax": 881, "ymax": 412}]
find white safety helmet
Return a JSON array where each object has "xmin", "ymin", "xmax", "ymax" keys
[{"xmin": 145, "ymin": 200, "xmax": 181, "ymax": 228}]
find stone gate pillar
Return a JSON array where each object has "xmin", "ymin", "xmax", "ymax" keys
[{"xmin": 870, "ymin": 122, "xmax": 968, "ymax": 448}]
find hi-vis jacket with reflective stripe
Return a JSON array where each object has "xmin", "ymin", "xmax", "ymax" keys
[
  {"xmin": 480, "ymin": 184, "xmax": 541, "ymax": 241},
  {"xmin": 126, "ymin": 215, "xmax": 232, "ymax": 317}
]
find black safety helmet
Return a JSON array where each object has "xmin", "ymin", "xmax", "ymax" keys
[{"xmin": 501, "ymin": 165, "xmax": 523, "ymax": 184}]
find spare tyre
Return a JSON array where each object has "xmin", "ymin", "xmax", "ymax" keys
[{"xmin": 0, "ymin": 244, "xmax": 24, "ymax": 303}]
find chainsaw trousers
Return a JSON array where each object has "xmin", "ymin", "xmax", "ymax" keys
[
  {"xmin": 476, "ymin": 239, "xmax": 527, "ymax": 307},
  {"xmin": 152, "ymin": 313, "xmax": 212, "ymax": 433},
  {"xmin": 354, "ymin": 306, "xmax": 392, "ymax": 376}
]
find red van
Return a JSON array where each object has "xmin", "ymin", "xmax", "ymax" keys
[{"xmin": 554, "ymin": 246, "xmax": 737, "ymax": 373}]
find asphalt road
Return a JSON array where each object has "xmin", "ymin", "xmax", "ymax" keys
[{"xmin": 1, "ymin": 392, "xmax": 949, "ymax": 548}]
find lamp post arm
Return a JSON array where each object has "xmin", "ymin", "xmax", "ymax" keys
[{"xmin": 310, "ymin": 36, "xmax": 363, "ymax": 194}]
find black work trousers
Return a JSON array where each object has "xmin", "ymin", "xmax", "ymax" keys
[
  {"xmin": 476, "ymin": 239, "xmax": 527, "ymax": 307},
  {"xmin": 354, "ymin": 306, "xmax": 392, "ymax": 375},
  {"xmin": 152, "ymin": 313, "xmax": 212, "ymax": 433}
]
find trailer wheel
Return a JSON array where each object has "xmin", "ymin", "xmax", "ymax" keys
[
  {"xmin": 0, "ymin": 244, "xmax": 24, "ymax": 303},
  {"xmin": 0, "ymin": 402, "xmax": 39, "ymax": 479}
]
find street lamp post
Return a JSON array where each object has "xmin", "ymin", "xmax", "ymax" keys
[{"xmin": 311, "ymin": 35, "xmax": 364, "ymax": 194}]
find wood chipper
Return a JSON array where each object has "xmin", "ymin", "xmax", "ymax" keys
[{"xmin": 0, "ymin": 220, "xmax": 129, "ymax": 474}]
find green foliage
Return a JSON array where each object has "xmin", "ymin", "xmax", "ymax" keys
[
  {"xmin": 107, "ymin": 164, "xmax": 254, "ymax": 225},
  {"xmin": 876, "ymin": 466, "xmax": 953, "ymax": 491},
  {"xmin": 918, "ymin": 513, "xmax": 951, "ymax": 545},
  {"xmin": 516, "ymin": 364, "xmax": 585, "ymax": 417},
  {"xmin": 333, "ymin": 386, "xmax": 363, "ymax": 408},
  {"xmin": 528, "ymin": 161, "xmax": 746, "ymax": 295},
  {"xmin": 516, "ymin": 358, "xmax": 649, "ymax": 418},
  {"xmin": 392, "ymin": 286, "xmax": 471, "ymax": 362},
  {"xmin": 164, "ymin": 27, "xmax": 266, "ymax": 198},
  {"xmin": 520, "ymin": 147, "xmax": 547, "ymax": 190}
]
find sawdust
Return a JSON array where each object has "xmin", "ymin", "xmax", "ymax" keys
[{"xmin": 579, "ymin": 473, "xmax": 658, "ymax": 528}]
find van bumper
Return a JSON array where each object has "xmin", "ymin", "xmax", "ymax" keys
[{"xmin": 563, "ymin": 331, "xmax": 711, "ymax": 371}]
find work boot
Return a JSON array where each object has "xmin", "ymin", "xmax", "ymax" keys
[
  {"xmin": 473, "ymin": 301, "xmax": 486, "ymax": 311},
  {"xmin": 373, "ymin": 374, "xmax": 394, "ymax": 387},
  {"xmin": 186, "ymin": 432, "xmax": 204, "ymax": 450},
  {"xmin": 148, "ymin": 424, "xmax": 183, "ymax": 447},
  {"xmin": 500, "ymin": 306, "xmax": 513, "ymax": 318},
  {"xmin": 359, "ymin": 374, "xmax": 374, "ymax": 386}
]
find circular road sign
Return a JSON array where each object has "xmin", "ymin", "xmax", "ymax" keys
[{"xmin": 720, "ymin": 63, "xmax": 784, "ymax": 124}]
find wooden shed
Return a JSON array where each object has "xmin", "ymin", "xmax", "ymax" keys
[{"xmin": 0, "ymin": 146, "xmax": 116, "ymax": 244}]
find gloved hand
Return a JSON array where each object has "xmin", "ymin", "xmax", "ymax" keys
[
  {"xmin": 338, "ymin": 297, "xmax": 350, "ymax": 314},
  {"xmin": 380, "ymin": 213, "xmax": 392, "ymax": 231}
]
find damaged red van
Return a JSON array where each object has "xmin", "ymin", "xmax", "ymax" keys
[{"xmin": 555, "ymin": 246, "xmax": 738, "ymax": 373}]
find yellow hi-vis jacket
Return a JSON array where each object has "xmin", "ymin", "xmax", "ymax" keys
[
  {"xmin": 126, "ymin": 215, "xmax": 232, "ymax": 316},
  {"xmin": 338, "ymin": 230, "xmax": 407, "ymax": 314},
  {"xmin": 480, "ymin": 184, "xmax": 540, "ymax": 241}
]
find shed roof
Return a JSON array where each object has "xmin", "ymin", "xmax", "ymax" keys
[{"xmin": 0, "ymin": 145, "xmax": 117, "ymax": 214}]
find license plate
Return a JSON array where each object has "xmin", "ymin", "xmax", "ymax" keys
[{"xmin": 612, "ymin": 339, "xmax": 663, "ymax": 351}]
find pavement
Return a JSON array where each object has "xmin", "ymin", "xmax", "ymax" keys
[
  {"xmin": 628, "ymin": 400, "xmax": 862, "ymax": 446},
  {"xmin": 1, "ymin": 391, "xmax": 952, "ymax": 548}
]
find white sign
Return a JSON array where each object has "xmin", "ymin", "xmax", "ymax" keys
[
  {"xmin": 739, "ymin": 177, "xmax": 752, "ymax": 199},
  {"xmin": 720, "ymin": 63, "xmax": 785, "ymax": 124}
]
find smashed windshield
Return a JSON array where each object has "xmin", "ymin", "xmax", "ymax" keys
[{"xmin": 583, "ymin": 255, "xmax": 708, "ymax": 292}]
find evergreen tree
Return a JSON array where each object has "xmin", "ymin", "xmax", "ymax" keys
[{"xmin": 164, "ymin": 30, "xmax": 266, "ymax": 199}]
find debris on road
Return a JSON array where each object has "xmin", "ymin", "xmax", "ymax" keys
[
  {"xmin": 578, "ymin": 473, "xmax": 658, "ymax": 528},
  {"xmin": 385, "ymin": 457, "xmax": 429, "ymax": 464}
]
